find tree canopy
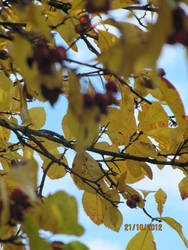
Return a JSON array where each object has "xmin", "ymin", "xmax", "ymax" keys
[{"xmin": 0, "ymin": 0, "xmax": 188, "ymax": 249}]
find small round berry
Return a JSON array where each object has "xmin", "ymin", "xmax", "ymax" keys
[
  {"xmin": 167, "ymin": 33, "xmax": 177, "ymax": 44},
  {"xmin": 106, "ymin": 92, "xmax": 118, "ymax": 105},
  {"xmin": 83, "ymin": 93, "xmax": 95, "ymax": 108},
  {"xmin": 131, "ymin": 194, "xmax": 140, "ymax": 203},
  {"xmin": 50, "ymin": 46, "xmax": 66, "ymax": 63},
  {"xmin": 105, "ymin": 80, "xmax": 119, "ymax": 93},
  {"xmin": 51, "ymin": 241, "xmax": 64, "ymax": 250},
  {"xmin": 172, "ymin": 7, "xmax": 186, "ymax": 32},
  {"xmin": 176, "ymin": 30, "xmax": 188, "ymax": 46},
  {"xmin": 79, "ymin": 14, "xmax": 91, "ymax": 26},
  {"xmin": 126, "ymin": 199, "xmax": 137, "ymax": 209}
]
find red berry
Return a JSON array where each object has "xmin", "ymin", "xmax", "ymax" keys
[
  {"xmin": 79, "ymin": 14, "xmax": 91, "ymax": 26},
  {"xmin": 50, "ymin": 46, "xmax": 66, "ymax": 63},
  {"xmin": 126, "ymin": 199, "xmax": 137, "ymax": 209},
  {"xmin": 75, "ymin": 24, "xmax": 86, "ymax": 34},
  {"xmin": 172, "ymin": 7, "xmax": 186, "ymax": 32},
  {"xmin": 0, "ymin": 50, "xmax": 8, "ymax": 60},
  {"xmin": 94, "ymin": 93, "xmax": 108, "ymax": 113},
  {"xmin": 176, "ymin": 30, "xmax": 188, "ymax": 46},
  {"xmin": 85, "ymin": 0, "xmax": 111, "ymax": 13},
  {"xmin": 83, "ymin": 93, "xmax": 94, "ymax": 108},
  {"xmin": 167, "ymin": 33, "xmax": 177, "ymax": 44},
  {"xmin": 131, "ymin": 194, "xmax": 140, "ymax": 203},
  {"xmin": 106, "ymin": 92, "xmax": 118, "ymax": 105},
  {"xmin": 51, "ymin": 241, "xmax": 64, "ymax": 250},
  {"xmin": 105, "ymin": 80, "xmax": 118, "ymax": 93}
]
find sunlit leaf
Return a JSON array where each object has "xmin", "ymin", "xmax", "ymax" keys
[
  {"xmin": 178, "ymin": 177, "xmax": 188, "ymax": 200},
  {"xmin": 42, "ymin": 154, "xmax": 67, "ymax": 179},
  {"xmin": 126, "ymin": 230, "xmax": 156, "ymax": 250},
  {"xmin": 160, "ymin": 217, "xmax": 188, "ymax": 248},
  {"xmin": 82, "ymin": 192, "xmax": 103, "ymax": 225},
  {"xmin": 154, "ymin": 188, "xmax": 167, "ymax": 216}
]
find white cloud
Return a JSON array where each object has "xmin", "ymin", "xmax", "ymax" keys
[{"xmin": 86, "ymin": 239, "xmax": 122, "ymax": 250}]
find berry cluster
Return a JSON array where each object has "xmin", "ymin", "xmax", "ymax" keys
[
  {"xmin": 83, "ymin": 80, "xmax": 118, "ymax": 114},
  {"xmin": 0, "ymin": 189, "xmax": 31, "ymax": 223},
  {"xmin": 126, "ymin": 194, "xmax": 140, "ymax": 209},
  {"xmin": 75, "ymin": 14, "xmax": 91, "ymax": 34},
  {"xmin": 85, "ymin": 0, "xmax": 111, "ymax": 13},
  {"xmin": 0, "ymin": 50, "xmax": 8, "ymax": 60},
  {"xmin": 51, "ymin": 241, "xmax": 64, "ymax": 250},
  {"xmin": 32, "ymin": 40, "xmax": 66, "ymax": 74},
  {"xmin": 167, "ymin": 7, "xmax": 188, "ymax": 46}
]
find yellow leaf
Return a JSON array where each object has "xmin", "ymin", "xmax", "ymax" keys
[
  {"xmin": 102, "ymin": 190, "xmax": 122, "ymax": 232},
  {"xmin": 29, "ymin": 107, "xmax": 46, "ymax": 129},
  {"xmin": 138, "ymin": 102, "xmax": 169, "ymax": 133},
  {"xmin": 154, "ymin": 188, "xmax": 167, "ymax": 216},
  {"xmin": 42, "ymin": 155, "xmax": 67, "ymax": 179},
  {"xmin": 95, "ymin": 30, "xmax": 117, "ymax": 53},
  {"xmin": 160, "ymin": 217, "xmax": 188, "ymax": 248},
  {"xmin": 82, "ymin": 192, "xmax": 103, "ymax": 225},
  {"xmin": 126, "ymin": 230, "xmax": 156, "ymax": 250},
  {"xmin": 178, "ymin": 177, "xmax": 188, "ymax": 200},
  {"xmin": 62, "ymin": 109, "xmax": 76, "ymax": 141},
  {"xmin": 159, "ymin": 77, "xmax": 187, "ymax": 131},
  {"xmin": 0, "ymin": 72, "xmax": 13, "ymax": 111},
  {"xmin": 72, "ymin": 152, "xmax": 107, "ymax": 193},
  {"xmin": 95, "ymin": 142, "xmax": 119, "ymax": 152}
]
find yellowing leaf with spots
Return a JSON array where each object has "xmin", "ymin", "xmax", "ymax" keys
[
  {"xmin": 29, "ymin": 107, "xmax": 46, "ymax": 129},
  {"xmin": 138, "ymin": 102, "xmax": 169, "ymax": 134},
  {"xmin": 72, "ymin": 152, "xmax": 107, "ymax": 193},
  {"xmin": 42, "ymin": 155, "xmax": 67, "ymax": 180},
  {"xmin": 160, "ymin": 217, "xmax": 188, "ymax": 248},
  {"xmin": 154, "ymin": 188, "xmax": 167, "ymax": 216},
  {"xmin": 126, "ymin": 230, "xmax": 156, "ymax": 250},
  {"xmin": 159, "ymin": 77, "xmax": 187, "ymax": 131},
  {"xmin": 178, "ymin": 177, "xmax": 188, "ymax": 200},
  {"xmin": 82, "ymin": 192, "xmax": 103, "ymax": 225}
]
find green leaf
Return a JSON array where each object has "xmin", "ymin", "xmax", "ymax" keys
[
  {"xmin": 23, "ymin": 214, "xmax": 50, "ymax": 250},
  {"xmin": 38, "ymin": 191, "xmax": 84, "ymax": 236},
  {"xmin": 64, "ymin": 241, "xmax": 89, "ymax": 250}
]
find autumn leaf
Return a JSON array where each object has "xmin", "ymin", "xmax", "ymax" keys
[
  {"xmin": 154, "ymin": 188, "xmax": 167, "ymax": 216},
  {"xmin": 178, "ymin": 177, "xmax": 188, "ymax": 200},
  {"xmin": 126, "ymin": 230, "xmax": 156, "ymax": 250},
  {"xmin": 82, "ymin": 192, "xmax": 103, "ymax": 225},
  {"xmin": 160, "ymin": 217, "xmax": 188, "ymax": 248}
]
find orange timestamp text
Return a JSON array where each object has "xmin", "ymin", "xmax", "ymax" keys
[{"xmin": 124, "ymin": 224, "xmax": 162, "ymax": 231}]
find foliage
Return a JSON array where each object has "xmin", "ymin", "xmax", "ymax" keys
[{"xmin": 0, "ymin": 0, "xmax": 187, "ymax": 249}]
